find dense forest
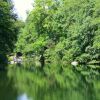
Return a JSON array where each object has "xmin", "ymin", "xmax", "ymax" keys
[
  {"xmin": 0, "ymin": 0, "xmax": 100, "ymax": 66},
  {"xmin": 15, "ymin": 0, "xmax": 100, "ymax": 65}
]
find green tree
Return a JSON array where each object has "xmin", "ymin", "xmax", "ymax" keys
[
  {"xmin": 16, "ymin": 0, "xmax": 100, "ymax": 64},
  {"xmin": 0, "ymin": 0, "xmax": 20, "ymax": 65}
]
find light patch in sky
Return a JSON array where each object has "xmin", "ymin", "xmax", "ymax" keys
[{"xmin": 13, "ymin": 0, "xmax": 34, "ymax": 21}]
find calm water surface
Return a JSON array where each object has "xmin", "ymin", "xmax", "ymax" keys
[{"xmin": 0, "ymin": 65, "xmax": 100, "ymax": 100}]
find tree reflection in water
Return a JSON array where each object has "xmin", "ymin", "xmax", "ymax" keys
[{"xmin": 0, "ymin": 64, "xmax": 100, "ymax": 100}]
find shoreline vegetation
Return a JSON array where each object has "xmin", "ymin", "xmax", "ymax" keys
[
  {"xmin": 0, "ymin": 0, "xmax": 100, "ymax": 72},
  {"xmin": 15, "ymin": 0, "xmax": 100, "ymax": 69}
]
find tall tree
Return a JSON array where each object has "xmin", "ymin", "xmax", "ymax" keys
[{"xmin": 0, "ymin": 0, "xmax": 18, "ymax": 64}]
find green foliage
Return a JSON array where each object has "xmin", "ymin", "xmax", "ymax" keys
[
  {"xmin": 76, "ymin": 53, "xmax": 92, "ymax": 63},
  {"xmin": 0, "ymin": 0, "xmax": 19, "ymax": 54},
  {"xmin": 16, "ymin": 0, "xmax": 100, "ymax": 64},
  {"xmin": 0, "ymin": 0, "xmax": 24, "ymax": 68}
]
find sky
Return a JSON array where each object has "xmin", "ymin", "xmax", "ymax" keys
[{"xmin": 12, "ymin": 0, "xmax": 34, "ymax": 21}]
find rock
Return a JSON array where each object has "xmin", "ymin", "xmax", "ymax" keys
[{"xmin": 71, "ymin": 61, "xmax": 78, "ymax": 66}]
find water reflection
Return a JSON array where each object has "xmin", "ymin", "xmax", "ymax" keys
[
  {"xmin": 0, "ymin": 65, "xmax": 100, "ymax": 100},
  {"xmin": 17, "ymin": 93, "xmax": 32, "ymax": 100},
  {"xmin": 0, "ymin": 71, "xmax": 17, "ymax": 100}
]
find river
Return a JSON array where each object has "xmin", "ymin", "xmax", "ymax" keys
[{"xmin": 0, "ymin": 64, "xmax": 100, "ymax": 100}]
